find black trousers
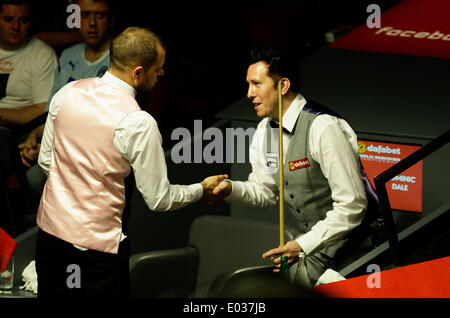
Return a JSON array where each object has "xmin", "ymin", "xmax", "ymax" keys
[{"xmin": 35, "ymin": 228, "xmax": 130, "ymax": 298}]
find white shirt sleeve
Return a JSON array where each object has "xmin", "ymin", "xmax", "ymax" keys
[
  {"xmin": 38, "ymin": 82, "xmax": 203, "ymax": 211},
  {"xmin": 113, "ymin": 111, "xmax": 203, "ymax": 212},
  {"xmin": 225, "ymin": 119, "xmax": 279, "ymax": 209},
  {"xmin": 296, "ymin": 115, "xmax": 367, "ymax": 255},
  {"xmin": 38, "ymin": 82, "xmax": 76, "ymax": 176}
]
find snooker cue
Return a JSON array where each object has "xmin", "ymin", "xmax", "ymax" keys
[{"xmin": 278, "ymin": 80, "xmax": 285, "ymax": 247}]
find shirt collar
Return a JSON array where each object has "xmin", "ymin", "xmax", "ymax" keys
[
  {"xmin": 271, "ymin": 93, "xmax": 306, "ymax": 133},
  {"xmin": 100, "ymin": 71, "xmax": 137, "ymax": 98}
]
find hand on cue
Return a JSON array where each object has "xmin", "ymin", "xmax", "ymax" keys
[{"xmin": 262, "ymin": 240, "xmax": 303, "ymax": 272}]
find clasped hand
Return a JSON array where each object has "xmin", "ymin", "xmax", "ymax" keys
[
  {"xmin": 18, "ymin": 133, "xmax": 40, "ymax": 168},
  {"xmin": 200, "ymin": 175, "xmax": 232, "ymax": 206}
]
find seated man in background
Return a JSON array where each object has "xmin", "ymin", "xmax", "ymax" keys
[
  {"xmin": 0, "ymin": 1, "xmax": 57, "ymax": 228},
  {"xmin": 18, "ymin": 0, "xmax": 116, "ymax": 209},
  {"xmin": 0, "ymin": 0, "xmax": 57, "ymax": 128}
]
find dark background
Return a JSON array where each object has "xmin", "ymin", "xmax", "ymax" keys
[{"xmin": 33, "ymin": 0, "xmax": 402, "ymax": 149}]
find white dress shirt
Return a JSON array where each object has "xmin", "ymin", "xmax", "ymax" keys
[
  {"xmin": 39, "ymin": 71, "xmax": 204, "ymax": 249},
  {"xmin": 226, "ymin": 94, "xmax": 367, "ymax": 256}
]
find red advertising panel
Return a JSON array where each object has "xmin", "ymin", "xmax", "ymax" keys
[
  {"xmin": 358, "ymin": 139, "xmax": 422, "ymax": 212},
  {"xmin": 328, "ymin": 0, "xmax": 450, "ymax": 60}
]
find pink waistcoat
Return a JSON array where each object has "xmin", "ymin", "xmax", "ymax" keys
[{"xmin": 37, "ymin": 77, "xmax": 140, "ymax": 254}]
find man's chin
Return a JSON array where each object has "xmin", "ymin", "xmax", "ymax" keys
[
  {"xmin": 5, "ymin": 38, "xmax": 27, "ymax": 49},
  {"xmin": 255, "ymin": 110, "xmax": 269, "ymax": 118},
  {"xmin": 84, "ymin": 38, "xmax": 104, "ymax": 49}
]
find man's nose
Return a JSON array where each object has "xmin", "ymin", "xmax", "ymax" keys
[
  {"xmin": 89, "ymin": 14, "xmax": 97, "ymax": 26},
  {"xmin": 11, "ymin": 18, "xmax": 20, "ymax": 31},
  {"xmin": 247, "ymin": 86, "xmax": 255, "ymax": 99}
]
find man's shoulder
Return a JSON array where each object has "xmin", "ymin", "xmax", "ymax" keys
[
  {"xmin": 300, "ymin": 100, "xmax": 341, "ymax": 128},
  {"xmin": 117, "ymin": 110, "xmax": 157, "ymax": 134},
  {"xmin": 48, "ymin": 80, "xmax": 79, "ymax": 110},
  {"xmin": 58, "ymin": 78, "xmax": 80, "ymax": 92},
  {"xmin": 309, "ymin": 112, "xmax": 356, "ymax": 145},
  {"xmin": 27, "ymin": 37, "xmax": 57, "ymax": 57},
  {"xmin": 28, "ymin": 37, "xmax": 53, "ymax": 51}
]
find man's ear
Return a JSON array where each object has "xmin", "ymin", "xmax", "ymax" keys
[
  {"xmin": 131, "ymin": 65, "xmax": 144, "ymax": 81},
  {"xmin": 280, "ymin": 78, "xmax": 291, "ymax": 95}
]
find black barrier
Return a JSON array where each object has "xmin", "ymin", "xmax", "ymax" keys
[{"xmin": 374, "ymin": 129, "xmax": 450, "ymax": 266}]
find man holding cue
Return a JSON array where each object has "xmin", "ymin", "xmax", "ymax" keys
[
  {"xmin": 211, "ymin": 47, "xmax": 379, "ymax": 286},
  {"xmin": 35, "ymin": 27, "xmax": 227, "ymax": 297}
]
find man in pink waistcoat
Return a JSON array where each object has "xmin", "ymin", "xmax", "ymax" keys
[{"xmin": 35, "ymin": 27, "xmax": 227, "ymax": 298}]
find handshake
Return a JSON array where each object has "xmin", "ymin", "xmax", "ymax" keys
[{"xmin": 200, "ymin": 174, "xmax": 232, "ymax": 206}]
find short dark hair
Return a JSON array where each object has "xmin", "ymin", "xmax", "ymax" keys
[
  {"xmin": 73, "ymin": 0, "xmax": 117, "ymax": 14},
  {"xmin": 110, "ymin": 27, "xmax": 165, "ymax": 72},
  {"xmin": 0, "ymin": 0, "xmax": 33, "ymax": 11},
  {"xmin": 249, "ymin": 46, "xmax": 301, "ymax": 93}
]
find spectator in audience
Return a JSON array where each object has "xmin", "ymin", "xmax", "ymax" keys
[
  {"xmin": 18, "ymin": 0, "xmax": 116, "ymax": 209},
  {"xmin": 0, "ymin": 0, "xmax": 57, "ymax": 223},
  {"xmin": 0, "ymin": 0, "xmax": 57, "ymax": 127}
]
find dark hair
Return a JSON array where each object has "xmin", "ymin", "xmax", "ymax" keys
[
  {"xmin": 73, "ymin": 0, "xmax": 117, "ymax": 14},
  {"xmin": 110, "ymin": 26, "xmax": 165, "ymax": 72},
  {"xmin": 0, "ymin": 0, "xmax": 33, "ymax": 11},
  {"xmin": 249, "ymin": 46, "xmax": 301, "ymax": 93}
]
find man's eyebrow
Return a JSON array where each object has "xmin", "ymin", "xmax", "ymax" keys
[{"xmin": 2, "ymin": 15, "xmax": 30, "ymax": 18}]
